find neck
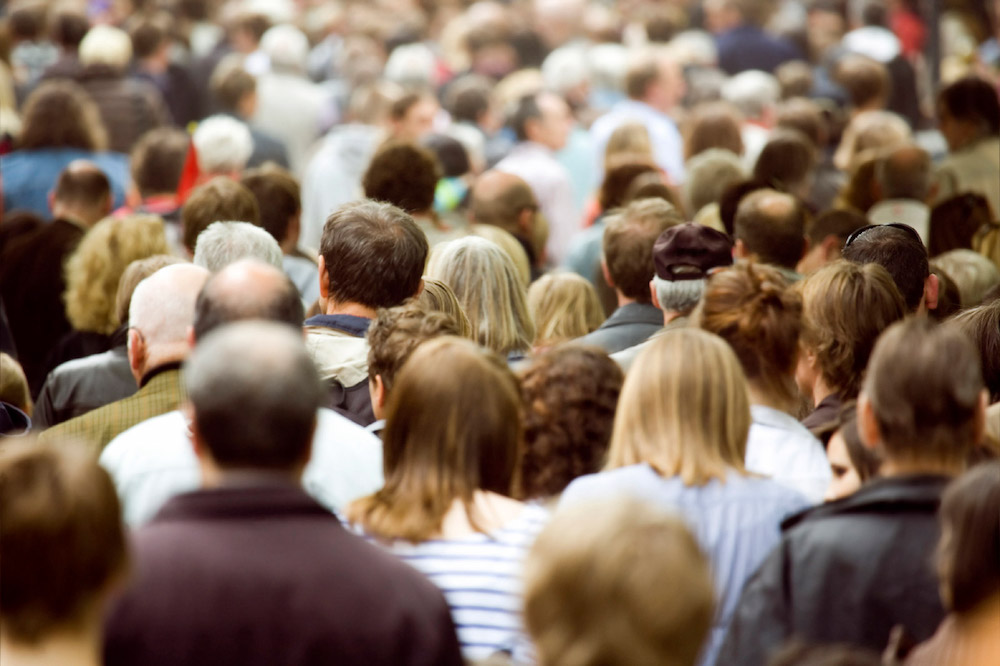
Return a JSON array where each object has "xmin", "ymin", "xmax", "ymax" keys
[
  {"xmin": 748, "ymin": 382, "xmax": 797, "ymax": 415},
  {"xmin": 662, "ymin": 310, "xmax": 683, "ymax": 326},
  {"xmin": 879, "ymin": 456, "xmax": 965, "ymax": 478},
  {"xmin": 954, "ymin": 593, "xmax": 1000, "ymax": 642},
  {"xmin": 200, "ymin": 466, "xmax": 302, "ymax": 489},
  {"xmin": 135, "ymin": 349, "xmax": 187, "ymax": 386},
  {"xmin": 810, "ymin": 376, "xmax": 835, "ymax": 408},
  {"xmin": 323, "ymin": 302, "xmax": 377, "ymax": 319},
  {"xmin": 0, "ymin": 623, "xmax": 101, "ymax": 666},
  {"xmin": 616, "ymin": 292, "xmax": 637, "ymax": 308}
]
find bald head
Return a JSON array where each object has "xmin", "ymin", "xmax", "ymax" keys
[
  {"xmin": 129, "ymin": 264, "xmax": 211, "ymax": 347},
  {"xmin": 734, "ymin": 189, "xmax": 807, "ymax": 269},
  {"xmin": 471, "ymin": 170, "xmax": 537, "ymax": 236},
  {"xmin": 193, "ymin": 259, "xmax": 304, "ymax": 341},
  {"xmin": 876, "ymin": 144, "xmax": 931, "ymax": 202},
  {"xmin": 51, "ymin": 160, "xmax": 112, "ymax": 226}
]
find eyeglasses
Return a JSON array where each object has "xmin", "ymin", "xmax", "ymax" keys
[{"xmin": 844, "ymin": 223, "xmax": 922, "ymax": 248}]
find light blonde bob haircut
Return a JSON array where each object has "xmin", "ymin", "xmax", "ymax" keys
[
  {"xmin": 525, "ymin": 498, "xmax": 715, "ymax": 666},
  {"xmin": 528, "ymin": 272, "xmax": 605, "ymax": 348},
  {"xmin": 426, "ymin": 236, "xmax": 535, "ymax": 356},
  {"xmin": 417, "ymin": 277, "xmax": 474, "ymax": 339},
  {"xmin": 607, "ymin": 328, "xmax": 751, "ymax": 485},
  {"xmin": 346, "ymin": 337, "xmax": 522, "ymax": 543}
]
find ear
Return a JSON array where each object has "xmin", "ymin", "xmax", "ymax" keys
[
  {"xmin": 923, "ymin": 273, "xmax": 939, "ymax": 312},
  {"xmin": 186, "ymin": 324, "xmax": 196, "ymax": 349},
  {"xmin": 413, "ymin": 278, "xmax": 425, "ymax": 298},
  {"xmin": 733, "ymin": 238, "xmax": 749, "ymax": 259},
  {"xmin": 517, "ymin": 207, "xmax": 534, "ymax": 235},
  {"xmin": 127, "ymin": 328, "xmax": 145, "ymax": 382},
  {"xmin": 600, "ymin": 259, "xmax": 614, "ymax": 288},
  {"xmin": 649, "ymin": 279, "xmax": 661, "ymax": 310},
  {"xmin": 821, "ymin": 234, "xmax": 841, "ymax": 260},
  {"xmin": 858, "ymin": 392, "xmax": 882, "ymax": 451},
  {"xmin": 373, "ymin": 374, "xmax": 387, "ymax": 410},
  {"xmin": 317, "ymin": 255, "xmax": 330, "ymax": 301}
]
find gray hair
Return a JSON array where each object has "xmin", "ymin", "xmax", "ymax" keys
[
  {"xmin": 684, "ymin": 148, "xmax": 746, "ymax": 214},
  {"xmin": 669, "ymin": 30, "xmax": 718, "ymax": 68},
  {"xmin": 653, "ymin": 275, "xmax": 706, "ymax": 315},
  {"xmin": 192, "ymin": 115, "xmax": 254, "ymax": 174},
  {"xmin": 193, "ymin": 221, "xmax": 283, "ymax": 273},
  {"xmin": 129, "ymin": 263, "xmax": 211, "ymax": 347},
  {"xmin": 79, "ymin": 25, "xmax": 132, "ymax": 68},
  {"xmin": 260, "ymin": 24, "xmax": 309, "ymax": 72},
  {"xmin": 932, "ymin": 250, "xmax": 1000, "ymax": 308},
  {"xmin": 722, "ymin": 70, "xmax": 780, "ymax": 119},
  {"xmin": 543, "ymin": 45, "xmax": 589, "ymax": 95}
]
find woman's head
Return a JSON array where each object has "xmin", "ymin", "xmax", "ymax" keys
[
  {"xmin": 528, "ymin": 273, "xmax": 605, "ymax": 349},
  {"xmin": 426, "ymin": 237, "xmax": 535, "ymax": 356},
  {"xmin": 417, "ymin": 277, "xmax": 474, "ymax": 339},
  {"xmin": 608, "ymin": 328, "xmax": 751, "ymax": 485},
  {"xmin": 949, "ymin": 300, "xmax": 1000, "ymax": 402},
  {"xmin": 347, "ymin": 337, "xmax": 522, "ymax": 542},
  {"xmin": 17, "ymin": 80, "xmax": 108, "ymax": 151},
  {"xmin": 683, "ymin": 101, "xmax": 744, "ymax": 161},
  {"xmin": 824, "ymin": 404, "xmax": 882, "ymax": 502},
  {"xmin": 604, "ymin": 122, "xmax": 653, "ymax": 172}
]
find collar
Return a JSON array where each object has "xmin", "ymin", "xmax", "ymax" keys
[
  {"xmin": 139, "ymin": 361, "xmax": 183, "ymax": 389},
  {"xmin": 606, "ymin": 302, "xmax": 663, "ymax": 325},
  {"xmin": 155, "ymin": 481, "xmax": 336, "ymax": 523},
  {"xmin": 304, "ymin": 314, "xmax": 371, "ymax": 337}
]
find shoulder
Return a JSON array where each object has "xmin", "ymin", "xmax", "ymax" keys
[
  {"xmin": 101, "ymin": 411, "xmax": 187, "ymax": 465},
  {"xmin": 560, "ymin": 465, "xmax": 660, "ymax": 506}
]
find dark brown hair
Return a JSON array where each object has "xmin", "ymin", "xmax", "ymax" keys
[
  {"xmin": 131, "ymin": 128, "xmax": 189, "ymax": 198},
  {"xmin": 949, "ymin": 300, "xmax": 1000, "ymax": 402},
  {"xmin": 18, "ymin": 80, "xmax": 108, "ymax": 151},
  {"xmin": 734, "ymin": 188, "xmax": 807, "ymax": 269},
  {"xmin": 181, "ymin": 177, "xmax": 261, "ymax": 253},
  {"xmin": 603, "ymin": 198, "xmax": 683, "ymax": 302},
  {"xmin": 683, "ymin": 101, "xmax": 744, "ymax": 160},
  {"xmin": 362, "ymin": 141, "xmax": 440, "ymax": 214},
  {"xmin": 241, "ymin": 166, "xmax": 301, "ymax": 245}
]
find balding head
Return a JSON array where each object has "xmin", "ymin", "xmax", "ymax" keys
[
  {"xmin": 734, "ymin": 189, "xmax": 807, "ymax": 270},
  {"xmin": 51, "ymin": 160, "xmax": 112, "ymax": 226},
  {"xmin": 875, "ymin": 144, "xmax": 931, "ymax": 201},
  {"xmin": 193, "ymin": 259, "xmax": 304, "ymax": 341},
  {"xmin": 471, "ymin": 170, "xmax": 537, "ymax": 238}
]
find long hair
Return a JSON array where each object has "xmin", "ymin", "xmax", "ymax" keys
[{"xmin": 17, "ymin": 80, "xmax": 108, "ymax": 151}]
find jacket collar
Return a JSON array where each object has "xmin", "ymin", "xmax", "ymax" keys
[
  {"xmin": 153, "ymin": 481, "xmax": 336, "ymax": 524},
  {"xmin": 139, "ymin": 362, "xmax": 183, "ymax": 389},
  {"xmin": 603, "ymin": 302, "xmax": 663, "ymax": 327},
  {"xmin": 304, "ymin": 314, "xmax": 371, "ymax": 337}
]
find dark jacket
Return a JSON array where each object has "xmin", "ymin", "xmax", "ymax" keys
[
  {"xmin": 104, "ymin": 482, "xmax": 464, "ymax": 666},
  {"xmin": 76, "ymin": 65, "xmax": 169, "ymax": 153},
  {"xmin": 718, "ymin": 475, "xmax": 949, "ymax": 666},
  {"xmin": 575, "ymin": 302, "xmax": 663, "ymax": 354}
]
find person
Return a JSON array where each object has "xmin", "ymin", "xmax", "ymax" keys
[
  {"xmin": 822, "ymin": 404, "xmax": 882, "ymax": 502},
  {"xmin": 705, "ymin": 0, "xmax": 802, "ymax": 75},
  {"xmin": 115, "ymin": 127, "xmax": 189, "ymax": 231},
  {"xmin": 0, "ymin": 444, "xmax": 129, "ymax": 666},
  {"xmin": 720, "ymin": 318, "xmax": 986, "ymax": 664},
  {"xmin": 796, "ymin": 209, "xmax": 868, "ymax": 276},
  {"xmin": 752, "ymin": 129, "xmax": 817, "ymax": 204},
  {"xmin": 869, "ymin": 144, "xmax": 933, "ymax": 245},
  {"xmin": 682, "ymin": 101, "xmax": 744, "ymax": 161},
  {"xmin": 732, "ymin": 188, "xmax": 809, "ymax": 282},
  {"xmin": 842, "ymin": 223, "xmax": 939, "ymax": 313},
  {"xmin": 834, "ymin": 53, "xmax": 891, "ymax": 116},
  {"xmin": 192, "ymin": 221, "xmax": 283, "ymax": 273},
  {"xmin": 417, "ymin": 278, "xmax": 474, "ymax": 339},
  {"xmin": 932, "ymin": 250, "xmax": 1000, "ymax": 309},
  {"xmin": 208, "ymin": 57, "xmax": 290, "ymax": 169},
  {"xmin": 180, "ymin": 177, "xmax": 260, "ymax": 257},
  {"xmin": 38, "ymin": 264, "xmax": 211, "ymax": 456},
  {"xmin": 950, "ymin": 300, "xmax": 1000, "ymax": 403},
  {"xmin": 525, "ymin": 498, "xmax": 715, "ymax": 666},
  {"xmin": 346, "ymin": 337, "xmax": 549, "ymax": 661},
  {"xmin": 0, "ymin": 354, "xmax": 32, "ymax": 420},
  {"xmin": 494, "ymin": 91, "xmax": 577, "ymax": 265},
  {"xmin": 306, "ymin": 201, "xmax": 428, "ymax": 425},
  {"xmin": 469, "ymin": 170, "xmax": 545, "ymax": 277},
  {"xmin": 129, "ymin": 13, "xmax": 202, "ymax": 129},
  {"xmin": 904, "ymin": 461, "xmax": 1000, "ymax": 666},
  {"xmin": 103, "ymin": 322, "xmax": 463, "ymax": 666},
  {"xmin": 527, "ymin": 273, "xmax": 605, "ymax": 350},
  {"xmin": 427, "ymin": 236, "xmax": 535, "ymax": 360},
  {"xmin": 797, "ymin": 261, "xmax": 907, "ymax": 431},
  {"xmin": 696, "ymin": 262, "xmax": 831, "ymax": 504},
  {"xmin": 189, "ymin": 114, "xmax": 254, "ymax": 185},
  {"xmin": 561, "ymin": 329, "xmax": 810, "ymax": 666},
  {"xmin": 519, "ymin": 346, "xmax": 623, "ymax": 502},
  {"xmin": 683, "ymin": 148, "xmax": 746, "ymax": 231},
  {"xmin": 721, "ymin": 70, "xmax": 781, "ymax": 171},
  {"xmin": 0, "ymin": 162, "xmax": 112, "ymax": 396}
]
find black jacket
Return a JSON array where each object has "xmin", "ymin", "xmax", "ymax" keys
[{"xmin": 718, "ymin": 475, "xmax": 949, "ymax": 665}]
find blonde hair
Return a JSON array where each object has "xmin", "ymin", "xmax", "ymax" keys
[
  {"xmin": 78, "ymin": 25, "xmax": 133, "ymax": 69},
  {"xmin": 607, "ymin": 328, "xmax": 751, "ymax": 485},
  {"xmin": 528, "ymin": 272, "xmax": 605, "ymax": 347},
  {"xmin": 471, "ymin": 223, "xmax": 532, "ymax": 287},
  {"xmin": 426, "ymin": 237, "xmax": 535, "ymax": 356},
  {"xmin": 417, "ymin": 277, "xmax": 474, "ymax": 339},
  {"xmin": 64, "ymin": 215, "xmax": 170, "ymax": 334},
  {"xmin": 0, "ymin": 354, "xmax": 32, "ymax": 415},
  {"xmin": 604, "ymin": 122, "xmax": 654, "ymax": 172}
]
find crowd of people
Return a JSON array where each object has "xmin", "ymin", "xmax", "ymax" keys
[{"xmin": 1, "ymin": 0, "xmax": 999, "ymax": 665}]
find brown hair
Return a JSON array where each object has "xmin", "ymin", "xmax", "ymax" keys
[
  {"xmin": 346, "ymin": 337, "xmax": 521, "ymax": 543},
  {"xmin": 734, "ymin": 188, "xmax": 807, "ymax": 270},
  {"xmin": 0, "ymin": 443, "xmax": 127, "ymax": 643},
  {"xmin": 131, "ymin": 127, "xmax": 189, "ymax": 198},
  {"xmin": 949, "ymin": 300, "xmax": 1000, "ymax": 402},
  {"xmin": 528, "ymin": 273, "xmax": 605, "ymax": 347},
  {"xmin": 696, "ymin": 263, "xmax": 802, "ymax": 407},
  {"xmin": 362, "ymin": 141, "xmax": 440, "ymax": 215},
  {"xmin": 210, "ymin": 59, "xmax": 256, "ymax": 113},
  {"xmin": 625, "ymin": 54, "xmax": 659, "ymax": 100},
  {"xmin": 776, "ymin": 97, "xmax": 826, "ymax": 147},
  {"xmin": 17, "ymin": 80, "xmax": 108, "ymax": 151},
  {"xmin": 835, "ymin": 54, "xmax": 889, "ymax": 110},
  {"xmin": 598, "ymin": 161, "xmax": 659, "ymax": 211},
  {"xmin": 604, "ymin": 122, "xmax": 653, "ymax": 172},
  {"xmin": 181, "ymin": 177, "xmax": 261, "ymax": 253},
  {"xmin": 519, "ymin": 346, "xmax": 623, "ymax": 499},
  {"xmin": 683, "ymin": 101, "xmax": 744, "ymax": 160},
  {"xmin": 603, "ymin": 198, "xmax": 684, "ymax": 302},
  {"xmin": 366, "ymin": 302, "xmax": 462, "ymax": 394},
  {"xmin": 241, "ymin": 166, "xmax": 301, "ymax": 245},
  {"xmin": 752, "ymin": 129, "xmax": 816, "ymax": 192},
  {"xmin": 798, "ymin": 261, "xmax": 907, "ymax": 398}
]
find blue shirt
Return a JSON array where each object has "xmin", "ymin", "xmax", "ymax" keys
[
  {"xmin": 589, "ymin": 99, "xmax": 685, "ymax": 185},
  {"xmin": 2, "ymin": 148, "xmax": 130, "ymax": 217},
  {"xmin": 560, "ymin": 464, "xmax": 809, "ymax": 666}
]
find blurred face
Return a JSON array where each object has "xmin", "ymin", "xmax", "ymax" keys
[
  {"xmin": 825, "ymin": 429, "xmax": 862, "ymax": 501},
  {"xmin": 794, "ymin": 346, "xmax": 820, "ymax": 404},
  {"xmin": 394, "ymin": 97, "xmax": 439, "ymax": 142},
  {"xmin": 649, "ymin": 59, "xmax": 686, "ymax": 113},
  {"xmin": 532, "ymin": 93, "xmax": 573, "ymax": 152}
]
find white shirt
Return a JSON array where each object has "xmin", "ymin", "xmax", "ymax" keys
[
  {"xmin": 868, "ymin": 199, "xmax": 931, "ymax": 246},
  {"xmin": 100, "ymin": 408, "xmax": 384, "ymax": 525},
  {"xmin": 589, "ymin": 99, "xmax": 685, "ymax": 185},
  {"xmin": 745, "ymin": 405, "xmax": 832, "ymax": 505},
  {"xmin": 495, "ymin": 141, "xmax": 580, "ymax": 265}
]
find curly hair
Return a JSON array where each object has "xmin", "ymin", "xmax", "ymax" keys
[
  {"xmin": 519, "ymin": 345, "xmax": 623, "ymax": 499},
  {"xmin": 362, "ymin": 140, "xmax": 441, "ymax": 214},
  {"xmin": 18, "ymin": 79, "xmax": 108, "ymax": 151},
  {"xmin": 63, "ymin": 215, "xmax": 169, "ymax": 334}
]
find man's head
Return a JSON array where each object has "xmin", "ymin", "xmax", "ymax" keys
[
  {"xmin": 210, "ymin": 59, "xmax": 257, "ymax": 118},
  {"xmin": 240, "ymin": 167, "xmax": 301, "ymax": 252},
  {"xmin": 362, "ymin": 141, "xmax": 440, "ymax": 215},
  {"xmin": 192, "ymin": 115, "xmax": 253, "ymax": 177},
  {"xmin": 752, "ymin": 130, "xmax": 817, "ymax": 201},
  {"xmin": 259, "ymin": 24, "xmax": 309, "ymax": 74},
  {"xmin": 835, "ymin": 54, "xmax": 890, "ymax": 112},
  {"xmin": 874, "ymin": 144, "xmax": 931, "ymax": 202},
  {"xmin": 733, "ymin": 189, "xmax": 808, "ymax": 270},
  {"xmin": 722, "ymin": 70, "xmax": 780, "ymax": 125},
  {"xmin": 797, "ymin": 209, "xmax": 868, "ymax": 275},
  {"xmin": 842, "ymin": 223, "xmax": 936, "ymax": 312},
  {"xmin": 651, "ymin": 222, "xmax": 734, "ymax": 318},
  {"xmin": 318, "ymin": 201, "xmax": 428, "ymax": 314},
  {"xmin": 130, "ymin": 128, "xmax": 189, "ymax": 200},
  {"xmin": 78, "ymin": 25, "xmax": 132, "ymax": 71},
  {"xmin": 192, "ymin": 221, "xmax": 283, "ymax": 273},
  {"xmin": 937, "ymin": 75, "xmax": 1000, "ymax": 152},
  {"xmin": 181, "ymin": 177, "xmax": 260, "ymax": 255},
  {"xmin": 510, "ymin": 91, "xmax": 572, "ymax": 152},
  {"xmin": 859, "ymin": 318, "xmax": 985, "ymax": 473},
  {"xmin": 603, "ymin": 198, "xmax": 686, "ymax": 305},
  {"xmin": 366, "ymin": 302, "xmax": 462, "ymax": 420},
  {"xmin": 185, "ymin": 322, "xmax": 323, "ymax": 480},
  {"xmin": 470, "ymin": 170, "xmax": 539, "ymax": 241},
  {"xmin": 625, "ymin": 48, "xmax": 685, "ymax": 112},
  {"xmin": 389, "ymin": 91, "xmax": 439, "ymax": 142},
  {"xmin": 49, "ymin": 160, "xmax": 112, "ymax": 227},
  {"xmin": 127, "ymin": 263, "xmax": 211, "ymax": 384},
  {"xmin": 684, "ymin": 148, "xmax": 746, "ymax": 215}
]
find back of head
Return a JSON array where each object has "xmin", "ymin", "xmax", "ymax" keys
[
  {"xmin": 210, "ymin": 59, "xmax": 256, "ymax": 114},
  {"xmin": 734, "ymin": 189, "xmax": 807, "ymax": 270},
  {"xmin": 185, "ymin": 321, "xmax": 323, "ymax": 470},
  {"xmin": 259, "ymin": 24, "xmax": 309, "ymax": 72},
  {"xmin": 0, "ymin": 444, "xmax": 127, "ymax": 644},
  {"xmin": 610, "ymin": 328, "xmax": 751, "ymax": 485},
  {"xmin": 417, "ymin": 278, "xmax": 474, "ymax": 339},
  {"xmin": 684, "ymin": 148, "xmax": 746, "ymax": 214},
  {"xmin": 52, "ymin": 160, "xmax": 111, "ymax": 213},
  {"xmin": 114, "ymin": 255, "xmax": 185, "ymax": 328},
  {"xmin": 683, "ymin": 101, "xmax": 744, "ymax": 160},
  {"xmin": 937, "ymin": 75, "xmax": 1000, "ymax": 138},
  {"xmin": 528, "ymin": 273, "xmax": 605, "ymax": 346},
  {"xmin": 18, "ymin": 80, "xmax": 108, "ymax": 151},
  {"xmin": 842, "ymin": 224, "xmax": 928, "ymax": 311},
  {"xmin": 834, "ymin": 54, "xmax": 889, "ymax": 110},
  {"xmin": 599, "ymin": 161, "xmax": 659, "ymax": 211},
  {"xmin": 131, "ymin": 128, "xmax": 189, "ymax": 199},
  {"xmin": 193, "ymin": 259, "xmax": 304, "ymax": 341},
  {"xmin": 193, "ymin": 221, "xmax": 283, "ymax": 272},
  {"xmin": 603, "ymin": 198, "xmax": 685, "ymax": 303},
  {"xmin": 181, "ymin": 177, "xmax": 261, "ymax": 254},
  {"xmin": 49, "ymin": 5, "xmax": 90, "ymax": 50},
  {"xmin": 798, "ymin": 261, "xmax": 907, "ymax": 398},
  {"xmin": 192, "ymin": 115, "xmax": 253, "ymax": 175},
  {"xmin": 79, "ymin": 25, "xmax": 132, "ymax": 70},
  {"xmin": 875, "ymin": 144, "xmax": 931, "ymax": 201},
  {"xmin": 471, "ymin": 170, "xmax": 537, "ymax": 236},
  {"xmin": 362, "ymin": 141, "xmax": 440, "ymax": 214},
  {"xmin": 129, "ymin": 263, "xmax": 211, "ymax": 348},
  {"xmin": 366, "ymin": 301, "xmax": 461, "ymax": 394},
  {"xmin": 445, "ymin": 74, "xmax": 493, "ymax": 124},
  {"xmin": 932, "ymin": 249, "xmax": 1000, "ymax": 309},
  {"xmin": 863, "ymin": 318, "xmax": 983, "ymax": 466},
  {"xmin": 509, "ymin": 93, "xmax": 544, "ymax": 143},
  {"xmin": 722, "ymin": 70, "xmax": 780, "ymax": 120},
  {"xmin": 752, "ymin": 130, "xmax": 816, "ymax": 194},
  {"xmin": 128, "ymin": 14, "xmax": 170, "ymax": 61},
  {"xmin": 525, "ymin": 498, "xmax": 714, "ymax": 666},
  {"xmin": 719, "ymin": 178, "xmax": 770, "ymax": 236},
  {"xmin": 240, "ymin": 167, "xmax": 301, "ymax": 246},
  {"xmin": 320, "ymin": 201, "xmax": 428, "ymax": 310},
  {"xmin": 807, "ymin": 209, "xmax": 868, "ymax": 247},
  {"xmin": 949, "ymin": 299, "xmax": 1000, "ymax": 401},
  {"xmin": 775, "ymin": 97, "xmax": 826, "ymax": 148},
  {"xmin": 427, "ymin": 237, "xmax": 534, "ymax": 355}
]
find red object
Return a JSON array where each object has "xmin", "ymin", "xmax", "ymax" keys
[
  {"xmin": 891, "ymin": 9, "xmax": 926, "ymax": 59},
  {"xmin": 175, "ymin": 140, "xmax": 201, "ymax": 204}
]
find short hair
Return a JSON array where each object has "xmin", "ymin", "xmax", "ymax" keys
[
  {"xmin": 17, "ymin": 80, "xmax": 108, "ymax": 151},
  {"xmin": 210, "ymin": 59, "xmax": 256, "ymax": 113},
  {"xmin": 604, "ymin": 122, "xmax": 654, "ymax": 172},
  {"xmin": 240, "ymin": 167, "xmax": 301, "ymax": 245},
  {"xmin": 114, "ymin": 255, "xmax": 185, "ymax": 327},
  {"xmin": 79, "ymin": 25, "xmax": 132, "ymax": 69},
  {"xmin": 937, "ymin": 75, "xmax": 1000, "ymax": 138},
  {"xmin": 0, "ymin": 444, "xmax": 127, "ymax": 644},
  {"xmin": 834, "ymin": 110, "xmax": 911, "ymax": 172},
  {"xmin": 608, "ymin": 328, "xmax": 751, "ymax": 485},
  {"xmin": 417, "ymin": 278, "xmax": 474, "ymax": 339},
  {"xmin": 807, "ymin": 209, "xmax": 867, "ymax": 247},
  {"xmin": 519, "ymin": 346, "xmax": 622, "ymax": 499},
  {"xmin": 936, "ymin": 461, "xmax": 1000, "ymax": 614},
  {"xmin": 319, "ymin": 201, "xmax": 428, "ymax": 310},
  {"xmin": 734, "ymin": 189, "xmax": 807, "ymax": 269},
  {"xmin": 129, "ymin": 263, "xmax": 210, "ymax": 347},
  {"xmin": 130, "ymin": 128, "xmax": 189, "ymax": 198},
  {"xmin": 362, "ymin": 141, "xmax": 440, "ymax": 214},
  {"xmin": 652, "ymin": 275, "xmax": 706, "ymax": 314},
  {"xmin": 949, "ymin": 300, "xmax": 1000, "ymax": 401},
  {"xmin": 185, "ymin": 322, "xmax": 323, "ymax": 469},
  {"xmin": 842, "ymin": 224, "xmax": 929, "ymax": 311},
  {"xmin": 128, "ymin": 14, "xmax": 170, "ymax": 60},
  {"xmin": 444, "ymin": 74, "xmax": 493, "ymax": 123},
  {"xmin": 624, "ymin": 52, "xmax": 660, "ymax": 100},
  {"xmin": 426, "ymin": 237, "xmax": 535, "ymax": 356},
  {"xmin": 346, "ymin": 337, "xmax": 521, "ymax": 542},
  {"xmin": 192, "ymin": 259, "xmax": 304, "ymax": 341},
  {"xmin": 0, "ymin": 354, "xmax": 31, "ymax": 414},
  {"xmin": 528, "ymin": 273, "xmax": 605, "ymax": 347},
  {"xmin": 776, "ymin": 97, "xmax": 826, "ymax": 147},
  {"xmin": 683, "ymin": 101, "xmax": 744, "ymax": 161},
  {"xmin": 192, "ymin": 221, "xmax": 283, "ymax": 273},
  {"xmin": 834, "ymin": 54, "xmax": 890, "ymax": 109},
  {"xmin": 470, "ymin": 171, "xmax": 537, "ymax": 236},
  {"xmin": 599, "ymin": 161, "xmax": 660, "ymax": 211},
  {"xmin": 684, "ymin": 148, "xmax": 746, "ymax": 214},
  {"xmin": 48, "ymin": 5, "xmax": 90, "ymax": 49},
  {"xmin": 798, "ymin": 261, "xmax": 907, "ymax": 397},
  {"xmin": 875, "ymin": 144, "xmax": 931, "ymax": 201},
  {"xmin": 52, "ymin": 161, "xmax": 111, "ymax": 209},
  {"xmin": 776, "ymin": 61, "xmax": 814, "ymax": 100},
  {"xmin": 181, "ymin": 177, "xmax": 261, "ymax": 253},
  {"xmin": 65, "ymin": 215, "xmax": 170, "ymax": 335},
  {"xmin": 932, "ymin": 249, "xmax": 1000, "ymax": 308},
  {"xmin": 864, "ymin": 317, "xmax": 983, "ymax": 463},
  {"xmin": 422, "ymin": 133, "xmax": 470, "ymax": 178},
  {"xmin": 753, "ymin": 130, "xmax": 816, "ymax": 192},
  {"xmin": 192, "ymin": 115, "xmax": 253, "ymax": 174},
  {"xmin": 696, "ymin": 263, "xmax": 802, "ymax": 405},
  {"xmin": 509, "ymin": 93, "xmax": 543, "ymax": 142},
  {"xmin": 525, "ymin": 498, "xmax": 715, "ymax": 666},
  {"xmin": 389, "ymin": 91, "xmax": 432, "ymax": 122},
  {"xmin": 603, "ymin": 199, "xmax": 685, "ymax": 302},
  {"xmin": 719, "ymin": 178, "xmax": 770, "ymax": 237},
  {"xmin": 259, "ymin": 24, "xmax": 309, "ymax": 71},
  {"xmin": 366, "ymin": 302, "xmax": 461, "ymax": 393},
  {"xmin": 722, "ymin": 70, "xmax": 780, "ymax": 119}
]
